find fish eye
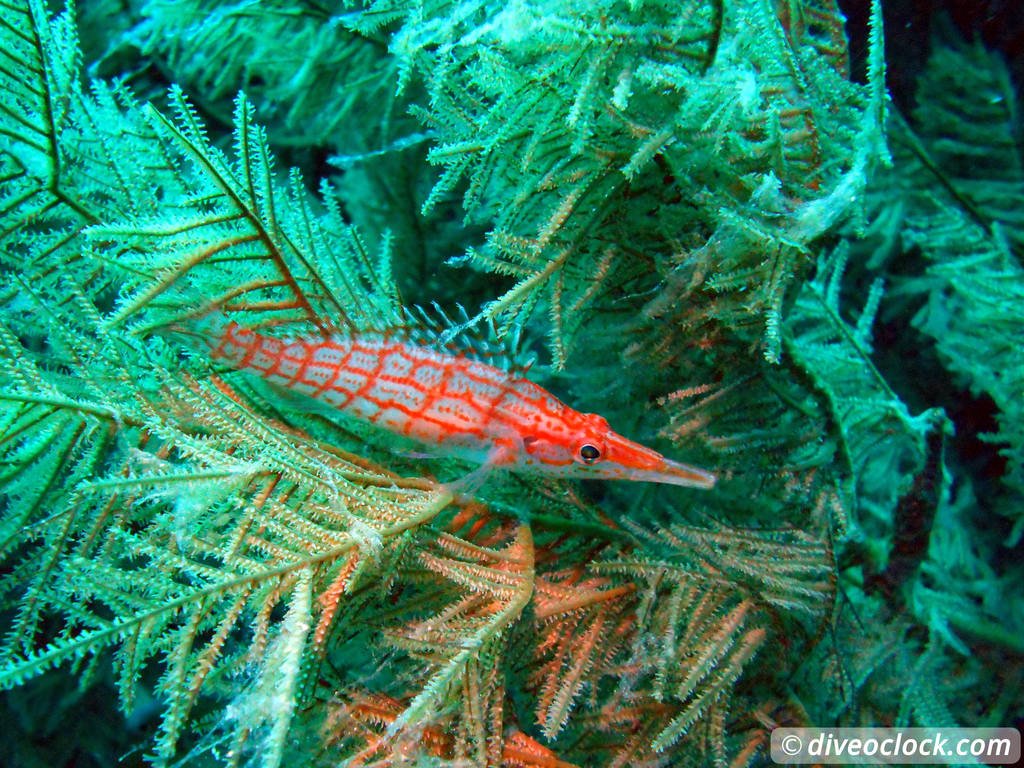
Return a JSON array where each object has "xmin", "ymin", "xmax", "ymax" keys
[{"xmin": 579, "ymin": 444, "xmax": 601, "ymax": 464}]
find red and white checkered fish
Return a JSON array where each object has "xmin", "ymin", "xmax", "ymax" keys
[{"xmin": 204, "ymin": 318, "xmax": 715, "ymax": 489}]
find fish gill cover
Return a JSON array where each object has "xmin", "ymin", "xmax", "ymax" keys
[{"xmin": 0, "ymin": 1, "xmax": 1021, "ymax": 766}]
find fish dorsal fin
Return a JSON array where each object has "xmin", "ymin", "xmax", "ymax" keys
[
  {"xmin": 380, "ymin": 301, "xmax": 537, "ymax": 376},
  {"xmin": 144, "ymin": 291, "xmax": 540, "ymax": 379}
]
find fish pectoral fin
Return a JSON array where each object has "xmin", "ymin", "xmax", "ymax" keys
[
  {"xmin": 485, "ymin": 442, "xmax": 518, "ymax": 467},
  {"xmin": 401, "ymin": 449, "xmax": 443, "ymax": 460},
  {"xmin": 442, "ymin": 462, "xmax": 496, "ymax": 500},
  {"xmin": 442, "ymin": 445, "xmax": 512, "ymax": 499}
]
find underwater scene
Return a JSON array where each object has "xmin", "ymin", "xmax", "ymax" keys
[{"xmin": 0, "ymin": 1, "xmax": 1022, "ymax": 766}]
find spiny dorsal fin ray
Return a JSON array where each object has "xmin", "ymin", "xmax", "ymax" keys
[
  {"xmin": 141, "ymin": 290, "xmax": 538, "ymax": 380},
  {"xmin": 307, "ymin": 301, "xmax": 538, "ymax": 376},
  {"xmin": 398, "ymin": 302, "xmax": 537, "ymax": 375}
]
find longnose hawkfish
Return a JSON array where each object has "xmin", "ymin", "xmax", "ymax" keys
[{"xmin": 200, "ymin": 317, "xmax": 716, "ymax": 489}]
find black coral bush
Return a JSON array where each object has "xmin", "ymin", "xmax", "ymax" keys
[{"xmin": 1, "ymin": 1, "xmax": 1021, "ymax": 767}]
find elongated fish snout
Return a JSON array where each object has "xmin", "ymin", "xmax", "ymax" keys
[
  {"xmin": 628, "ymin": 455, "xmax": 717, "ymax": 489},
  {"xmin": 600, "ymin": 432, "xmax": 717, "ymax": 489}
]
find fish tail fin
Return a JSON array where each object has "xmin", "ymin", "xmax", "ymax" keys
[{"xmin": 138, "ymin": 302, "xmax": 263, "ymax": 369}]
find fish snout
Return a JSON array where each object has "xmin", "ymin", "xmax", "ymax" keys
[{"xmin": 603, "ymin": 432, "xmax": 717, "ymax": 489}]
